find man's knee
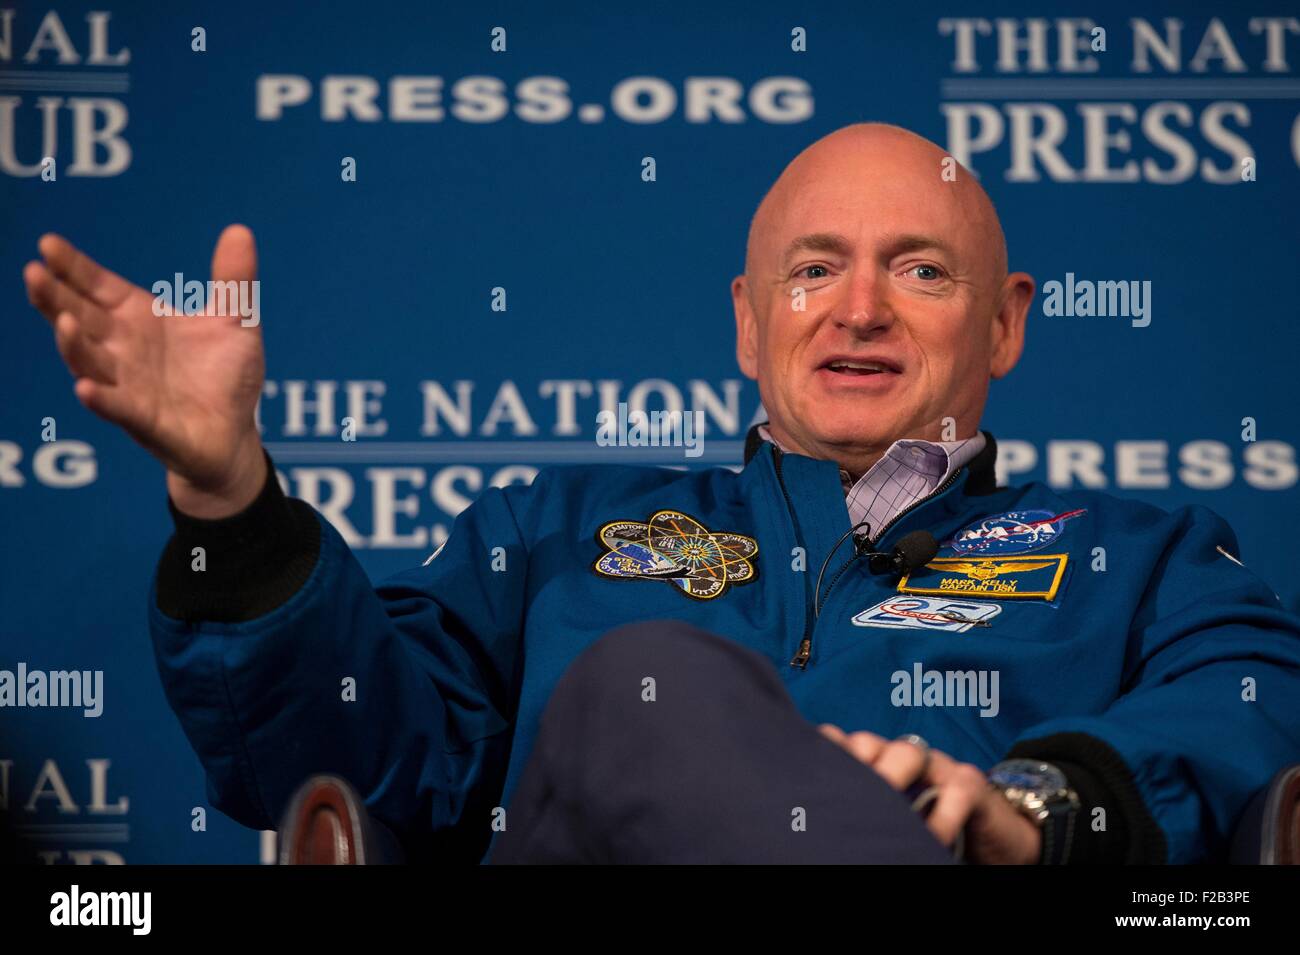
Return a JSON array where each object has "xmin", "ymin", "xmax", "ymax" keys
[
  {"xmin": 578, "ymin": 619, "xmax": 724, "ymax": 666},
  {"xmin": 547, "ymin": 619, "xmax": 786, "ymax": 731},
  {"xmin": 563, "ymin": 619, "xmax": 773, "ymax": 693}
]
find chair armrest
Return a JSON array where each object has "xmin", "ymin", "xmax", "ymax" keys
[
  {"xmin": 277, "ymin": 774, "xmax": 404, "ymax": 865},
  {"xmin": 1230, "ymin": 764, "xmax": 1300, "ymax": 864}
]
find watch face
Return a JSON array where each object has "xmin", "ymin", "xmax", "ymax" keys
[{"xmin": 989, "ymin": 759, "xmax": 1066, "ymax": 796}]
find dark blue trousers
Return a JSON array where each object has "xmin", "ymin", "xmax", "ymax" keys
[{"xmin": 492, "ymin": 621, "xmax": 955, "ymax": 864}]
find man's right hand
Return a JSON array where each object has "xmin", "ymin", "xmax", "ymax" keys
[
  {"xmin": 818, "ymin": 724, "xmax": 1041, "ymax": 864},
  {"xmin": 24, "ymin": 224, "xmax": 268, "ymax": 518}
]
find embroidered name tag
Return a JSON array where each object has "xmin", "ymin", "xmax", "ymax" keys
[{"xmin": 898, "ymin": 554, "xmax": 1069, "ymax": 601}]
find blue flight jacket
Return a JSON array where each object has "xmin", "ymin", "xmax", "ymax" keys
[{"xmin": 149, "ymin": 430, "xmax": 1300, "ymax": 864}]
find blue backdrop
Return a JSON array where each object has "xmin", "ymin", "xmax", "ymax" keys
[{"xmin": 3, "ymin": 0, "xmax": 1297, "ymax": 863}]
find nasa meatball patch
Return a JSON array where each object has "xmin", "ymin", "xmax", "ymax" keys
[{"xmin": 944, "ymin": 508, "xmax": 1087, "ymax": 556}]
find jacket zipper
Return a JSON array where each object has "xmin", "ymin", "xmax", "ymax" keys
[
  {"xmin": 869, "ymin": 465, "xmax": 964, "ymax": 546},
  {"xmin": 790, "ymin": 463, "xmax": 967, "ymax": 669},
  {"xmin": 772, "ymin": 451, "xmax": 815, "ymax": 668},
  {"xmin": 817, "ymin": 554, "xmax": 863, "ymax": 617}
]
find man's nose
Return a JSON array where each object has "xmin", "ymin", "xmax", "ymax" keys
[{"xmin": 832, "ymin": 267, "xmax": 895, "ymax": 336}]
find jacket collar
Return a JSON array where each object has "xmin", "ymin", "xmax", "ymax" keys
[{"xmin": 742, "ymin": 423, "xmax": 1001, "ymax": 496}]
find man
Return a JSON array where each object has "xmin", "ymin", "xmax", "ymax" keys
[{"xmin": 24, "ymin": 124, "xmax": 1300, "ymax": 864}]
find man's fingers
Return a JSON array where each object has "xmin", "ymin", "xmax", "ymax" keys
[
  {"xmin": 54, "ymin": 312, "xmax": 118, "ymax": 384},
  {"xmin": 73, "ymin": 377, "xmax": 140, "ymax": 430},
  {"xmin": 816, "ymin": 730, "xmax": 992, "ymax": 848},
  {"xmin": 38, "ymin": 233, "xmax": 135, "ymax": 309},
  {"xmin": 817, "ymin": 724, "xmax": 846, "ymax": 744},
  {"xmin": 25, "ymin": 261, "xmax": 114, "ymax": 339},
  {"xmin": 845, "ymin": 734, "xmax": 886, "ymax": 767},
  {"xmin": 919, "ymin": 747, "xmax": 959, "ymax": 782},
  {"xmin": 210, "ymin": 223, "xmax": 258, "ymax": 285},
  {"xmin": 924, "ymin": 764, "xmax": 987, "ymax": 846},
  {"xmin": 872, "ymin": 739, "xmax": 930, "ymax": 790}
]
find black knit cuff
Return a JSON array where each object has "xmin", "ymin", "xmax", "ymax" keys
[
  {"xmin": 1006, "ymin": 732, "xmax": 1167, "ymax": 864},
  {"xmin": 155, "ymin": 451, "xmax": 322, "ymax": 623}
]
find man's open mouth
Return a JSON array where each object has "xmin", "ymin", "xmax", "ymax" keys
[{"xmin": 822, "ymin": 359, "xmax": 901, "ymax": 376}]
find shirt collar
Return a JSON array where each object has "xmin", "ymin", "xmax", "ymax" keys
[{"xmin": 754, "ymin": 423, "xmax": 986, "ymax": 487}]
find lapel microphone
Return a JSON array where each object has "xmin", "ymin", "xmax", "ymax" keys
[
  {"xmin": 864, "ymin": 530, "xmax": 940, "ymax": 576},
  {"xmin": 814, "ymin": 526, "xmax": 940, "ymax": 618}
]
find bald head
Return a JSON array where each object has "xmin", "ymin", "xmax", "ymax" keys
[
  {"xmin": 744, "ymin": 123, "xmax": 1008, "ymax": 296},
  {"xmin": 730, "ymin": 121, "xmax": 1034, "ymax": 475}
]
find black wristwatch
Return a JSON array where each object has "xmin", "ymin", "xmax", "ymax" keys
[{"xmin": 987, "ymin": 759, "xmax": 1081, "ymax": 865}]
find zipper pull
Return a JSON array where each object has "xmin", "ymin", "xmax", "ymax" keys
[{"xmin": 790, "ymin": 638, "xmax": 812, "ymax": 669}]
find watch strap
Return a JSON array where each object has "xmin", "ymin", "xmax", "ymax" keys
[{"xmin": 1038, "ymin": 791, "xmax": 1079, "ymax": 865}]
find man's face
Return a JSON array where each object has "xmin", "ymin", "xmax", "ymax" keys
[{"xmin": 733, "ymin": 127, "xmax": 1032, "ymax": 471}]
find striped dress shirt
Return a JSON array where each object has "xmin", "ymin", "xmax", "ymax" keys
[{"xmin": 757, "ymin": 425, "xmax": 986, "ymax": 543}]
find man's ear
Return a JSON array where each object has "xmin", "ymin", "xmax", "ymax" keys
[
  {"xmin": 732, "ymin": 274, "xmax": 759, "ymax": 380},
  {"xmin": 990, "ymin": 272, "xmax": 1034, "ymax": 380}
]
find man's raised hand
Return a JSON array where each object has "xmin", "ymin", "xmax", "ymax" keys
[{"xmin": 24, "ymin": 224, "xmax": 268, "ymax": 517}]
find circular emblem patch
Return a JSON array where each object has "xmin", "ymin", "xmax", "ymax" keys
[{"xmin": 946, "ymin": 508, "xmax": 1086, "ymax": 556}]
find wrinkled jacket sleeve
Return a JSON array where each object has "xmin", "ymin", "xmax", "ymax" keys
[
  {"xmin": 148, "ymin": 455, "xmax": 528, "ymax": 856},
  {"xmin": 1007, "ymin": 504, "xmax": 1300, "ymax": 863}
]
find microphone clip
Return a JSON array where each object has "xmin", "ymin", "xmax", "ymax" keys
[{"xmin": 866, "ymin": 551, "xmax": 899, "ymax": 575}]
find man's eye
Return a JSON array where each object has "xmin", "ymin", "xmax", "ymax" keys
[
  {"xmin": 909, "ymin": 265, "xmax": 944, "ymax": 281},
  {"xmin": 797, "ymin": 265, "xmax": 829, "ymax": 280}
]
